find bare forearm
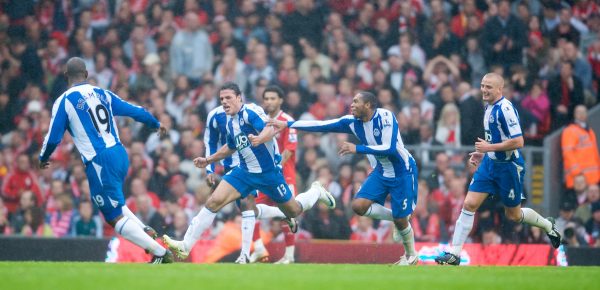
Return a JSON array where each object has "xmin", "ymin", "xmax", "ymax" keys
[
  {"xmin": 207, "ymin": 145, "xmax": 235, "ymax": 164},
  {"xmin": 254, "ymin": 126, "xmax": 277, "ymax": 145}
]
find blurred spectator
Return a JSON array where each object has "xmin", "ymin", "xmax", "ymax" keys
[
  {"xmin": 556, "ymin": 200, "xmax": 588, "ymax": 247},
  {"xmin": 481, "ymin": 0, "xmax": 527, "ymax": 69},
  {"xmin": 302, "ymin": 203, "xmax": 351, "ymax": 240},
  {"xmin": 49, "ymin": 193, "xmax": 74, "ymax": 237},
  {"xmin": 520, "ymin": 81, "xmax": 551, "ymax": 139},
  {"xmin": 426, "ymin": 152, "xmax": 450, "ymax": 191},
  {"xmin": 412, "ymin": 182, "xmax": 444, "ymax": 242},
  {"xmin": 350, "ymin": 216, "xmax": 378, "ymax": 242},
  {"xmin": 9, "ymin": 190, "xmax": 37, "ymax": 233},
  {"xmin": 481, "ymin": 228, "xmax": 502, "ymax": 246},
  {"xmin": 549, "ymin": 6, "xmax": 582, "ymax": 47},
  {"xmin": 135, "ymin": 193, "xmax": 167, "ymax": 236},
  {"xmin": 549, "ymin": 61, "xmax": 585, "ymax": 129},
  {"xmin": 21, "ymin": 206, "xmax": 53, "ymax": 237},
  {"xmin": 0, "ymin": 198, "xmax": 10, "ymax": 234},
  {"xmin": 435, "ymin": 103, "xmax": 461, "ymax": 147},
  {"xmin": 73, "ymin": 200, "xmax": 102, "ymax": 238},
  {"xmin": 170, "ymin": 12, "xmax": 213, "ymax": 82},
  {"xmin": 168, "ymin": 174, "xmax": 196, "ymax": 217},
  {"xmin": 456, "ymin": 82, "xmax": 484, "ymax": 145},
  {"xmin": 575, "ymin": 184, "xmax": 600, "ymax": 224},
  {"xmin": 585, "ymin": 202, "xmax": 600, "ymax": 246},
  {"xmin": 2, "ymin": 154, "xmax": 43, "ymax": 214},
  {"xmin": 561, "ymin": 105, "xmax": 599, "ymax": 190}
]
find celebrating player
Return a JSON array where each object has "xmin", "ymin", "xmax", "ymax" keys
[
  {"xmin": 162, "ymin": 82, "xmax": 335, "ymax": 260},
  {"xmin": 249, "ymin": 85, "xmax": 298, "ymax": 264},
  {"xmin": 269, "ymin": 91, "xmax": 419, "ymax": 265},
  {"xmin": 435, "ymin": 73, "xmax": 562, "ymax": 266},
  {"xmin": 39, "ymin": 57, "xmax": 173, "ymax": 264}
]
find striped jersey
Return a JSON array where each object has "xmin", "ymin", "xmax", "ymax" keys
[
  {"xmin": 483, "ymin": 97, "xmax": 523, "ymax": 161},
  {"xmin": 39, "ymin": 83, "xmax": 160, "ymax": 163},
  {"xmin": 288, "ymin": 108, "xmax": 415, "ymax": 178},
  {"xmin": 226, "ymin": 103, "xmax": 280, "ymax": 173},
  {"xmin": 203, "ymin": 106, "xmax": 239, "ymax": 173}
]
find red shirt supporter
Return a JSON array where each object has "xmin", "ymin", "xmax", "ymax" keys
[
  {"xmin": 1, "ymin": 155, "xmax": 43, "ymax": 213},
  {"xmin": 274, "ymin": 111, "xmax": 297, "ymax": 187}
]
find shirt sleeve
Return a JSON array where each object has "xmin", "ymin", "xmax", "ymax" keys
[
  {"xmin": 355, "ymin": 113, "xmax": 398, "ymax": 156},
  {"xmin": 245, "ymin": 107, "xmax": 268, "ymax": 132},
  {"xmin": 288, "ymin": 116, "xmax": 355, "ymax": 134},
  {"xmin": 499, "ymin": 103, "xmax": 522, "ymax": 138},
  {"xmin": 39, "ymin": 96, "xmax": 69, "ymax": 162},
  {"xmin": 283, "ymin": 127, "xmax": 298, "ymax": 152},
  {"xmin": 108, "ymin": 90, "xmax": 160, "ymax": 129}
]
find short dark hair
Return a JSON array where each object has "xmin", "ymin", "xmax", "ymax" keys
[
  {"xmin": 358, "ymin": 91, "xmax": 377, "ymax": 109},
  {"xmin": 263, "ymin": 85, "xmax": 285, "ymax": 99},
  {"xmin": 219, "ymin": 81, "xmax": 242, "ymax": 96}
]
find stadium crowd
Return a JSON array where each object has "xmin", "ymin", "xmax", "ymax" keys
[{"xmin": 0, "ymin": 0, "xmax": 599, "ymax": 248}]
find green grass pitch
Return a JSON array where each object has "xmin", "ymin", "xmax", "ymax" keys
[{"xmin": 1, "ymin": 262, "xmax": 598, "ymax": 290}]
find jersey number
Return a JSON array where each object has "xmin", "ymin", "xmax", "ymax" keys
[{"xmin": 88, "ymin": 104, "xmax": 111, "ymax": 134}]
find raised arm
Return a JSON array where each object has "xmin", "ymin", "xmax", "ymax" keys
[{"xmin": 39, "ymin": 96, "xmax": 69, "ymax": 166}]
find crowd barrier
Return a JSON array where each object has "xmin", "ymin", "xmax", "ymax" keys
[{"xmin": 2, "ymin": 236, "xmax": 597, "ymax": 266}]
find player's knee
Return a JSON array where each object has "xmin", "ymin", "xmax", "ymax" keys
[
  {"xmin": 205, "ymin": 197, "xmax": 223, "ymax": 212},
  {"xmin": 462, "ymin": 201, "xmax": 479, "ymax": 212},
  {"xmin": 394, "ymin": 218, "xmax": 409, "ymax": 230},
  {"xmin": 505, "ymin": 210, "xmax": 522, "ymax": 223},
  {"xmin": 351, "ymin": 201, "xmax": 369, "ymax": 216}
]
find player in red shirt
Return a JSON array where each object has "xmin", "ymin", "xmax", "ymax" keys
[{"xmin": 250, "ymin": 85, "xmax": 298, "ymax": 264}]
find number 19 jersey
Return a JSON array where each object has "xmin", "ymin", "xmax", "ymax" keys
[{"xmin": 40, "ymin": 83, "xmax": 160, "ymax": 163}]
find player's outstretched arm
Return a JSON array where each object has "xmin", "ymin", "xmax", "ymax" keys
[
  {"xmin": 270, "ymin": 116, "xmax": 354, "ymax": 134},
  {"xmin": 108, "ymin": 91, "xmax": 161, "ymax": 129}
]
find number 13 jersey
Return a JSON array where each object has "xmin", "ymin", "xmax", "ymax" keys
[{"xmin": 39, "ymin": 83, "xmax": 160, "ymax": 163}]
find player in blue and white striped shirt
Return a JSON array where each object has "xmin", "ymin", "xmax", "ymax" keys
[
  {"xmin": 38, "ymin": 57, "xmax": 172, "ymax": 263},
  {"xmin": 163, "ymin": 82, "xmax": 335, "ymax": 260},
  {"xmin": 269, "ymin": 91, "xmax": 419, "ymax": 265},
  {"xmin": 435, "ymin": 73, "xmax": 561, "ymax": 266}
]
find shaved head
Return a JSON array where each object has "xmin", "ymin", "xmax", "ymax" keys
[
  {"xmin": 483, "ymin": 73, "xmax": 504, "ymax": 88},
  {"xmin": 65, "ymin": 57, "xmax": 88, "ymax": 80},
  {"xmin": 480, "ymin": 73, "xmax": 504, "ymax": 103}
]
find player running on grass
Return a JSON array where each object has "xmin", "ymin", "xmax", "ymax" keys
[
  {"xmin": 269, "ymin": 91, "xmax": 419, "ymax": 265},
  {"xmin": 203, "ymin": 103, "xmax": 297, "ymax": 264},
  {"xmin": 435, "ymin": 73, "xmax": 562, "ymax": 266},
  {"xmin": 39, "ymin": 57, "xmax": 173, "ymax": 264},
  {"xmin": 163, "ymin": 82, "xmax": 335, "ymax": 260}
]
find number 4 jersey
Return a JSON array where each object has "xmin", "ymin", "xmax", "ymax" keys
[{"xmin": 39, "ymin": 83, "xmax": 160, "ymax": 163}]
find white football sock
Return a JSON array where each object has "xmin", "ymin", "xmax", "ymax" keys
[
  {"xmin": 285, "ymin": 245, "xmax": 295, "ymax": 260},
  {"xmin": 116, "ymin": 217, "xmax": 165, "ymax": 256},
  {"xmin": 399, "ymin": 223, "xmax": 416, "ymax": 256},
  {"xmin": 451, "ymin": 209, "xmax": 475, "ymax": 256},
  {"xmin": 122, "ymin": 205, "xmax": 146, "ymax": 228},
  {"xmin": 241, "ymin": 210, "xmax": 255, "ymax": 258},
  {"xmin": 183, "ymin": 207, "xmax": 217, "ymax": 252},
  {"xmin": 295, "ymin": 187, "xmax": 320, "ymax": 212},
  {"xmin": 520, "ymin": 208, "xmax": 552, "ymax": 233},
  {"xmin": 364, "ymin": 203, "xmax": 393, "ymax": 221},
  {"xmin": 256, "ymin": 204, "xmax": 287, "ymax": 219}
]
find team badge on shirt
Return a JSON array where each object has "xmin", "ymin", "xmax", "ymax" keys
[
  {"xmin": 489, "ymin": 114, "xmax": 495, "ymax": 123},
  {"xmin": 373, "ymin": 128, "xmax": 381, "ymax": 137}
]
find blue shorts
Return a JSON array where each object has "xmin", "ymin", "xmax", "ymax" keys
[
  {"xmin": 355, "ymin": 160, "xmax": 418, "ymax": 219},
  {"xmin": 468, "ymin": 155, "xmax": 526, "ymax": 207},
  {"xmin": 85, "ymin": 145, "xmax": 128, "ymax": 222},
  {"xmin": 223, "ymin": 167, "xmax": 292, "ymax": 204}
]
